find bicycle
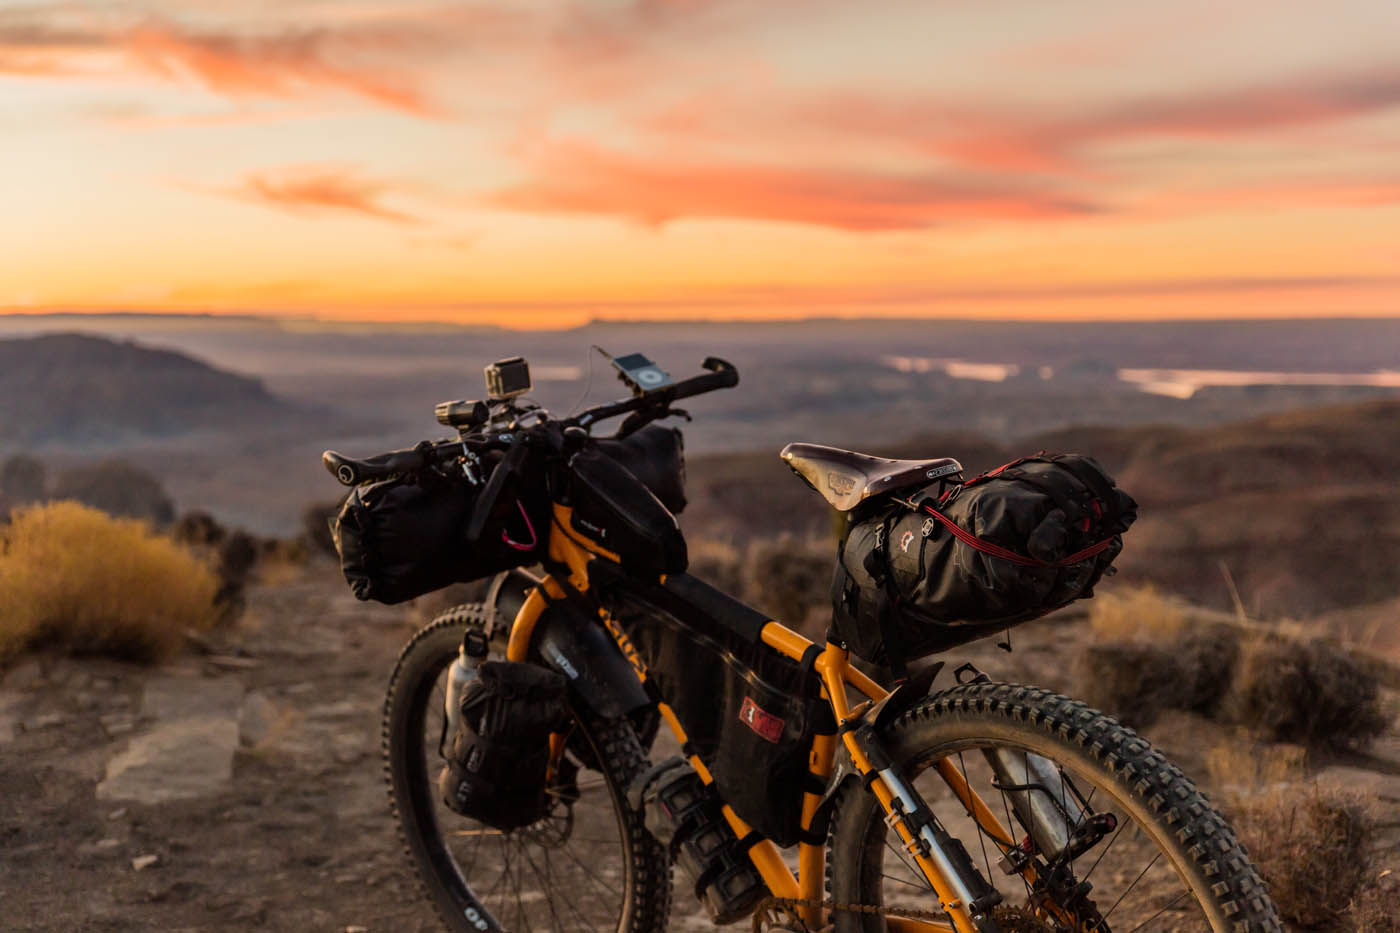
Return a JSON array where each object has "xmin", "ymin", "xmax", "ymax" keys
[{"xmin": 323, "ymin": 354, "xmax": 1282, "ymax": 932}]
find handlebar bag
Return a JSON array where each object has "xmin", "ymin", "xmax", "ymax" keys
[
  {"xmin": 831, "ymin": 453, "xmax": 1137, "ymax": 666},
  {"xmin": 596, "ymin": 425, "xmax": 687, "ymax": 515},
  {"xmin": 333, "ymin": 467, "xmax": 546, "ymax": 604},
  {"xmin": 438, "ymin": 661, "xmax": 572, "ymax": 831},
  {"xmin": 567, "ymin": 447, "xmax": 688, "ymax": 576}
]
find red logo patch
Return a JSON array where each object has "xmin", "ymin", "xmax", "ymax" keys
[{"xmin": 738, "ymin": 696, "xmax": 785, "ymax": 743}]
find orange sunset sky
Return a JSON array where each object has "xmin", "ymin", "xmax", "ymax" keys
[{"xmin": 3, "ymin": 0, "xmax": 1398, "ymax": 327}]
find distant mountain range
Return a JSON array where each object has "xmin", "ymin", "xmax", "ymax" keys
[{"xmin": 0, "ymin": 333, "xmax": 295, "ymax": 448}]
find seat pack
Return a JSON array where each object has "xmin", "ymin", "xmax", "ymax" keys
[{"xmin": 829, "ymin": 453, "xmax": 1137, "ymax": 666}]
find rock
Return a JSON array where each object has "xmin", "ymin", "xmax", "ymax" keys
[
  {"xmin": 25, "ymin": 712, "xmax": 67, "ymax": 730},
  {"xmin": 205, "ymin": 654, "xmax": 262, "ymax": 672},
  {"xmin": 141, "ymin": 675, "xmax": 243, "ymax": 721},
  {"xmin": 95, "ymin": 838, "xmax": 121, "ymax": 850},
  {"xmin": 100, "ymin": 713, "xmax": 136, "ymax": 737},
  {"xmin": 98, "ymin": 676, "xmax": 243, "ymax": 804},
  {"xmin": 238, "ymin": 691, "xmax": 281, "ymax": 748},
  {"xmin": 131, "ymin": 854, "xmax": 159, "ymax": 871},
  {"xmin": 98, "ymin": 717, "xmax": 240, "ymax": 803},
  {"xmin": 107, "ymin": 808, "xmax": 127, "ymax": 821},
  {"xmin": 345, "ymin": 926, "xmax": 368, "ymax": 932}
]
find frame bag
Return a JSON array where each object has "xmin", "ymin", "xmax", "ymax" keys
[
  {"xmin": 607, "ymin": 586, "xmax": 833, "ymax": 847},
  {"xmin": 832, "ymin": 453, "xmax": 1137, "ymax": 666}
]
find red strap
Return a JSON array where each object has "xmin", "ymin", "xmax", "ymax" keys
[{"xmin": 921, "ymin": 506, "xmax": 1114, "ymax": 569}]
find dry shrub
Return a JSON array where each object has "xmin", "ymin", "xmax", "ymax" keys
[
  {"xmin": 1224, "ymin": 634, "xmax": 1387, "ymax": 750},
  {"xmin": 1347, "ymin": 872, "xmax": 1400, "ymax": 933},
  {"xmin": 0, "ymin": 501, "xmax": 218, "ymax": 664},
  {"xmin": 1205, "ymin": 739, "xmax": 1307, "ymax": 792},
  {"xmin": 1228, "ymin": 784, "xmax": 1371, "ymax": 930},
  {"xmin": 686, "ymin": 537, "xmax": 746, "ymax": 598},
  {"xmin": 1076, "ymin": 626, "xmax": 1238, "ymax": 727},
  {"xmin": 745, "ymin": 534, "xmax": 831, "ymax": 633},
  {"xmin": 1088, "ymin": 585, "xmax": 1191, "ymax": 642}
]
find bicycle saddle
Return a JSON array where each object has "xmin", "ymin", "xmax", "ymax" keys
[{"xmin": 780, "ymin": 443, "xmax": 963, "ymax": 511}]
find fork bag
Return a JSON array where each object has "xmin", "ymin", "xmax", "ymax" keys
[
  {"xmin": 439, "ymin": 661, "xmax": 572, "ymax": 831},
  {"xmin": 832, "ymin": 453, "xmax": 1137, "ymax": 665}
]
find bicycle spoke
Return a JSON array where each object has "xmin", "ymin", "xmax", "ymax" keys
[
  {"xmin": 1097, "ymin": 850, "xmax": 1163, "ymax": 927},
  {"xmin": 1125, "ymin": 888, "xmax": 1192, "ymax": 933}
]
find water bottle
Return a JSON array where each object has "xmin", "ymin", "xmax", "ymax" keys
[{"xmin": 443, "ymin": 630, "xmax": 490, "ymax": 747}]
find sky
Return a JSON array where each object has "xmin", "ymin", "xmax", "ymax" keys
[{"xmin": 2, "ymin": 0, "xmax": 1398, "ymax": 327}]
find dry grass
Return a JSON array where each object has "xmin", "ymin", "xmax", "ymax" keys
[
  {"xmin": 0, "ymin": 501, "xmax": 219, "ymax": 665},
  {"xmin": 1224, "ymin": 634, "xmax": 1389, "ymax": 750},
  {"xmin": 1088, "ymin": 585, "xmax": 1192, "ymax": 641},
  {"xmin": 1228, "ymin": 783, "xmax": 1374, "ymax": 930},
  {"xmin": 1078, "ymin": 587, "xmax": 1387, "ymax": 751},
  {"xmin": 1076, "ymin": 625, "xmax": 1238, "ymax": 728}
]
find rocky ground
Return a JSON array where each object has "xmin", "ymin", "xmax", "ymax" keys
[{"xmin": 2, "ymin": 564, "xmax": 1397, "ymax": 932}]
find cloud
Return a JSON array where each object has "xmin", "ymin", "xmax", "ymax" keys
[
  {"xmin": 490, "ymin": 139, "xmax": 1099, "ymax": 231},
  {"xmin": 121, "ymin": 23, "xmax": 436, "ymax": 115},
  {"xmin": 226, "ymin": 166, "xmax": 421, "ymax": 224},
  {"xmin": 0, "ymin": 11, "xmax": 440, "ymax": 115}
]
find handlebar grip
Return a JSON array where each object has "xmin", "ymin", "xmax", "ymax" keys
[
  {"xmin": 465, "ymin": 433, "xmax": 527, "ymax": 545},
  {"xmin": 669, "ymin": 356, "xmax": 739, "ymax": 401},
  {"xmin": 322, "ymin": 447, "xmax": 426, "ymax": 486}
]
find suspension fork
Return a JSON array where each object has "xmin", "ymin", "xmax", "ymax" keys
[{"xmin": 818, "ymin": 648, "xmax": 1003, "ymax": 933}]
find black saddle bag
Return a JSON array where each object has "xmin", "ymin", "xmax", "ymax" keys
[
  {"xmin": 333, "ymin": 465, "xmax": 547, "ymax": 604},
  {"xmin": 832, "ymin": 453, "xmax": 1137, "ymax": 665},
  {"xmin": 439, "ymin": 661, "xmax": 572, "ymax": 831}
]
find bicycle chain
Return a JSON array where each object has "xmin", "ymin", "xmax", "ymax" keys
[{"xmin": 750, "ymin": 897, "xmax": 1058, "ymax": 932}]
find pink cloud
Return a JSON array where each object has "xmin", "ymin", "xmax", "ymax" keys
[
  {"xmin": 229, "ymin": 166, "xmax": 420, "ymax": 224},
  {"xmin": 489, "ymin": 139, "xmax": 1099, "ymax": 231}
]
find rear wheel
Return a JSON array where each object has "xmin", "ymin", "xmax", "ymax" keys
[
  {"xmin": 827, "ymin": 683, "xmax": 1282, "ymax": 932},
  {"xmin": 383, "ymin": 605, "xmax": 672, "ymax": 932}
]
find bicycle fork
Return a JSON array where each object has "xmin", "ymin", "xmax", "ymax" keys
[{"xmin": 845, "ymin": 719, "xmax": 1004, "ymax": 933}]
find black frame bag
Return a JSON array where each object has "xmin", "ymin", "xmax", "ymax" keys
[{"xmin": 832, "ymin": 453, "xmax": 1137, "ymax": 666}]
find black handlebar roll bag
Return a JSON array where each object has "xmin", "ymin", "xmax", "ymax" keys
[
  {"xmin": 831, "ymin": 453, "xmax": 1137, "ymax": 666},
  {"xmin": 333, "ymin": 464, "xmax": 547, "ymax": 604}
]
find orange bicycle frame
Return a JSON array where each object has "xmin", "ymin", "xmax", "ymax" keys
[{"xmin": 505, "ymin": 504, "xmax": 1025, "ymax": 932}]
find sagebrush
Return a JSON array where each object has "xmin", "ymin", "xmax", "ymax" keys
[{"xmin": 0, "ymin": 501, "xmax": 219, "ymax": 664}]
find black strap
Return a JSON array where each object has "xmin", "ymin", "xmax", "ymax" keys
[
  {"xmin": 735, "ymin": 831, "xmax": 764, "ymax": 854},
  {"xmin": 798, "ymin": 644, "xmax": 822, "ymax": 678},
  {"xmin": 865, "ymin": 512, "xmax": 910, "ymax": 679}
]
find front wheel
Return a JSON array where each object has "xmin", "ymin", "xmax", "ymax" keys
[
  {"xmin": 827, "ymin": 683, "xmax": 1282, "ymax": 932},
  {"xmin": 382, "ymin": 605, "xmax": 672, "ymax": 932}
]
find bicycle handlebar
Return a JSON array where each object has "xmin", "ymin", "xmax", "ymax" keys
[{"xmin": 321, "ymin": 356, "xmax": 738, "ymax": 487}]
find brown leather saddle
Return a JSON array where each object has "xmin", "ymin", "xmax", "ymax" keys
[{"xmin": 780, "ymin": 443, "xmax": 963, "ymax": 511}]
